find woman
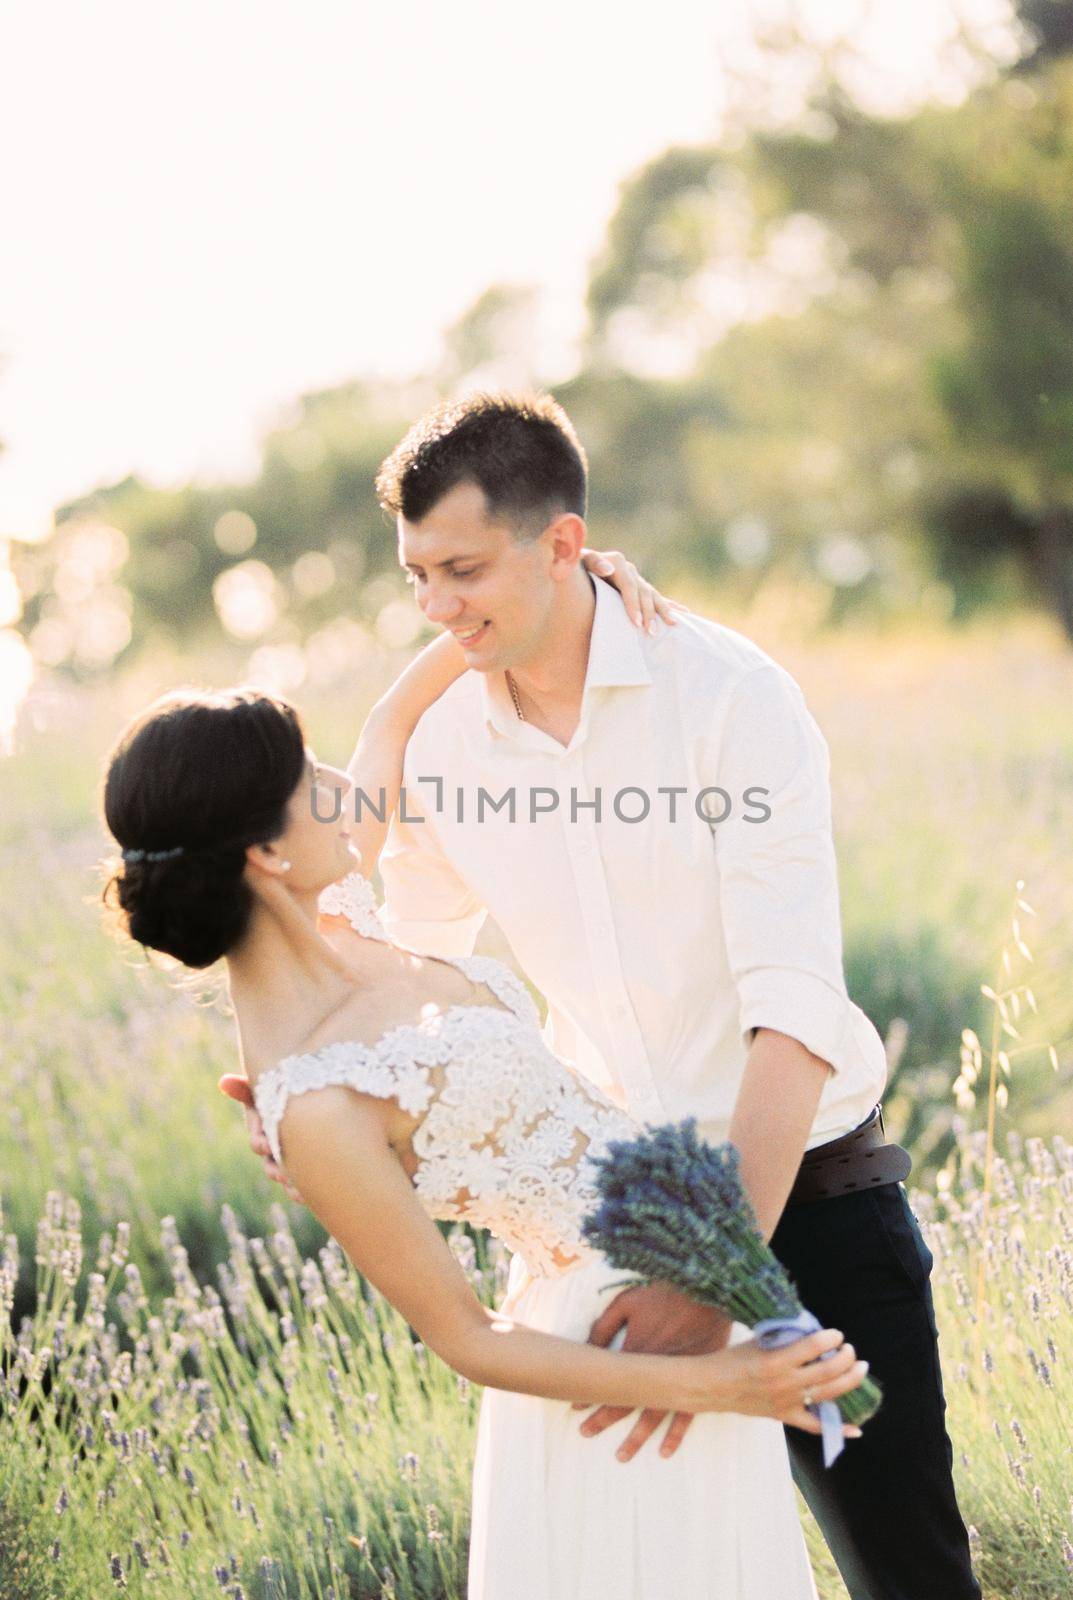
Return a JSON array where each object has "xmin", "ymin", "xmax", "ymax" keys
[{"xmin": 101, "ymin": 558, "xmax": 867, "ymax": 1600}]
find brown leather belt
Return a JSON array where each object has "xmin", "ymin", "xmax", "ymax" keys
[{"xmin": 787, "ymin": 1103, "xmax": 912, "ymax": 1206}]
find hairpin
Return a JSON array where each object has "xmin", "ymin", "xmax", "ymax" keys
[{"xmin": 122, "ymin": 846, "xmax": 185, "ymax": 864}]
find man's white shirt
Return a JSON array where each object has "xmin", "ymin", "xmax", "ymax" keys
[{"xmin": 377, "ymin": 577, "xmax": 886, "ymax": 1152}]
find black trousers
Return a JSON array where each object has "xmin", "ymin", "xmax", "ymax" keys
[{"xmin": 769, "ymin": 1182, "xmax": 982, "ymax": 1600}]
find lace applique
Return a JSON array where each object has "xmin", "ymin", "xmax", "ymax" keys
[
  {"xmin": 318, "ymin": 873, "xmax": 541, "ymax": 1030},
  {"xmin": 318, "ymin": 872, "xmax": 389, "ymax": 943},
  {"xmin": 252, "ymin": 1001, "xmax": 637, "ymax": 1279},
  {"xmin": 442, "ymin": 955, "xmax": 542, "ymax": 1030},
  {"xmin": 254, "ymin": 1029, "xmax": 442, "ymax": 1166}
]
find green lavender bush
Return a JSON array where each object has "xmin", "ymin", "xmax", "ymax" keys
[
  {"xmin": 2, "ymin": 620, "xmax": 1072, "ymax": 1598},
  {"xmin": 3, "ymin": 1130, "xmax": 1072, "ymax": 1599}
]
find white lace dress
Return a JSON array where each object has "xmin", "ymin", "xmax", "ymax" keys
[{"xmin": 254, "ymin": 874, "xmax": 817, "ymax": 1600}]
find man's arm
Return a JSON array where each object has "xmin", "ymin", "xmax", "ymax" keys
[
  {"xmin": 728, "ymin": 1028, "xmax": 831, "ymax": 1242},
  {"xmin": 575, "ymin": 1029, "xmax": 831, "ymax": 1463},
  {"xmin": 580, "ymin": 661, "xmax": 850, "ymax": 1460}
]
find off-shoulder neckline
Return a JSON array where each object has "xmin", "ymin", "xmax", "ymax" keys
[{"xmin": 254, "ymin": 998, "xmax": 527, "ymax": 1094}]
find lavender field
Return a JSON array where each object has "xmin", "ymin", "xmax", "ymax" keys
[{"xmin": 1, "ymin": 610, "xmax": 1071, "ymax": 1599}]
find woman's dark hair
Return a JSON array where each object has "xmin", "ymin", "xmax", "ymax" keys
[
  {"xmin": 375, "ymin": 391, "xmax": 588, "ymax": 532},
  {"xmin": 102, "ymin": 686, "xmax": 307, "ymax": 968}
]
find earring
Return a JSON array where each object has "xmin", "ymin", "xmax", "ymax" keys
[{"xmin": 280, "ymin": 861, "xmax": 292, "ymax": 872}]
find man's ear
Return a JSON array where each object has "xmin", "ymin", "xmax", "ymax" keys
[{"xmin": 544, "ymin": 513, "xmax": 587, "ymax": 578}]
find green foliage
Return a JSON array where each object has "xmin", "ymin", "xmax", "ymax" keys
[
  {"xmin": 3, "ymin": 1193, "xmax": 484, "ymax": 1599},
  {"xmin": 928, "ymin": 70, "xmax": 1073, "ymax": 636},
  {"xmin": 439, "ymin": 284, "xmax": 542, "ymax": 390},
  {"xmin": 586, "ymin": 146, "xmax": 730, "ymax": 345},
  {"xmin": 14, "ymin": 25, "xmax": 1073, "ymax": 678},
  {"xmin": 19, "ymin": 381, "xmax": 425, "ymax": 660},
  {"xmin": 737, "ymin": 66, "xmax": 1073, "ymax": 638},
  {"xmin": 3, "ymin": 1073, "xmax": 1070, "ymax": 1597},
  {"xmin": 1, "ymin": 620, "xmax": 1071, "ymax": 1597},
  {"xmin": 930, "ymin": 82, "xmax": 1073, "ymax": 488},
  {"xmin": 751, "ymin": 105, "xmax": 939, "ymax": 284},
  {"xmin": 1015, "ymin": 0, "xmax": 1073, "ymax": 66},
  {"xmin": 557, "ymin": 367, "xmax": 733, "ymax": 575}
]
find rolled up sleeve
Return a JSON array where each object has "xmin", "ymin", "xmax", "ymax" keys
[{"xmin": 708, "ymin": 664, "xmax": 853, "ymax": 1074}]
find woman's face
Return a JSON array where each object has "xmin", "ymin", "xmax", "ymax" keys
[{"xmin": 271, "ymin": 750, "xmax": 359, "ymax": 892}]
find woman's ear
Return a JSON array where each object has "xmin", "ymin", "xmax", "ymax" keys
[{"xmin": 246, "ymin": 842, "xmax": 292, "ymax": 877}]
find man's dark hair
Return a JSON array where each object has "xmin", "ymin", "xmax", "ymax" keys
[{"xmin": 376, "ymin": 392, "xmax": 588, "ymax": 534}]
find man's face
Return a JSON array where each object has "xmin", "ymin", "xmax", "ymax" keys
[{"xmin": 398, "ymin": 481, "xmax": 554, "ymax": 673}]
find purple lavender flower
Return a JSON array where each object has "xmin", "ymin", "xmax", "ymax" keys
[{"xmin": 581, "ymin": 1119, "xmax": 883, "ymax": 1430}]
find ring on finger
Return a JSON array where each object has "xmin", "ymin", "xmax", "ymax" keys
[{"xmin": 803, "ymin": 1390, "xmax": 815, "ymax": 1408}]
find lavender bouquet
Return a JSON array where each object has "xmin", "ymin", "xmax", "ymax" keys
[{"xmin": 580, "ymin": 1119, "xmax": 883, "ymax": 1466}]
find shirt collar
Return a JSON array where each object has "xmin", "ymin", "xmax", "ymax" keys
[
  {"xmin": 480, "ymin": 575, "xmax": 653, "ymax": 738},
  {"xmin": 585, "ymin": 572, "xmax": 654, "ymax": 690}
]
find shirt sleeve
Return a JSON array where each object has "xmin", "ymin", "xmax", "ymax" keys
[
  {"xmin": 377, "ymin": 762, "xmax": 488, "ymax": 958},
  {"xmin": 705, "ymin": 662, "xmax": 853, "ymax": 1074}
]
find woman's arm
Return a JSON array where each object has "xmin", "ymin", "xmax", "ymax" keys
[
  {"xmin": 274, "ymin": 1083, "xmax": 866, "ymax": 1429},
  {"xmin": 344, "ymin": 550, "xmax": 683, "ymax": 876},
  {"xmin": 345, "ymin": 632, "xmax": 466, "ymax": 876}
]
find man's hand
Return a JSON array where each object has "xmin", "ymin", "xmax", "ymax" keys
[
  {"xmin": 574, "ymin": 1282, "xmax": 733, "ymax": 1462},
  {"xmin": 218, "ymin": 1074, "xmax": 305, "ymax": 1204}
]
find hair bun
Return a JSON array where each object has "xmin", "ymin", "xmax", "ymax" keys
[
  {"xmin": 102, "ymin": 688, "xmax": 307, "ymax": 969},
  {"xmin": 114, "ymin": 845, "xmax": 250, "ymax": 969}
]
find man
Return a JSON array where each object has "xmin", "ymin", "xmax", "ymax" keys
[{"xmin": 226, "ymin": 393, "xmax": 980, "ymax": 1600}]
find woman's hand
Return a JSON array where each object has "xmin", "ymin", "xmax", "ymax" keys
[
  {"xmin": 580, "ymin": 548, "xmax": 686, "ymax": 633},
  {"xmin": 701, "ymin": 1325, "xmax": 868, "ymax": 1437}
]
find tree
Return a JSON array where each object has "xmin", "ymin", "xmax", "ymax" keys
[
  {"xmin": 740, "ymin": 66, "xmax": 1073, "ymax": 639},
  {"xmin": 575, "ymin": 106, "xmax": 954, "ymax": 615},
  {"xmin": 584, "ymin": 146, "xmax": 732, "ymax": 371},
  {"xmin": 23, "ymin": 378, "xmax": 424, "ymax": 668},
  {"xmin": 437, "ymin": 284, "xmax": 543, "ymax": 392},
  {"xmin": 1014, "ymin": 0, "xmax": 1073, "ymax": 67},
  {"xmin": 927, "ymin": 67, "xmax": 1073, "ymax": 639}
]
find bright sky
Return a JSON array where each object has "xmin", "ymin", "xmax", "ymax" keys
[{"xmin": 1, "ymin": 0, "xmax": 1017, "ymax": 544}]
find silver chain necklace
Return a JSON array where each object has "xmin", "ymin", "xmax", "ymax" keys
[{"xmin": 506, "ymin": 670, "xmax": 526, "ymax": 722}]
